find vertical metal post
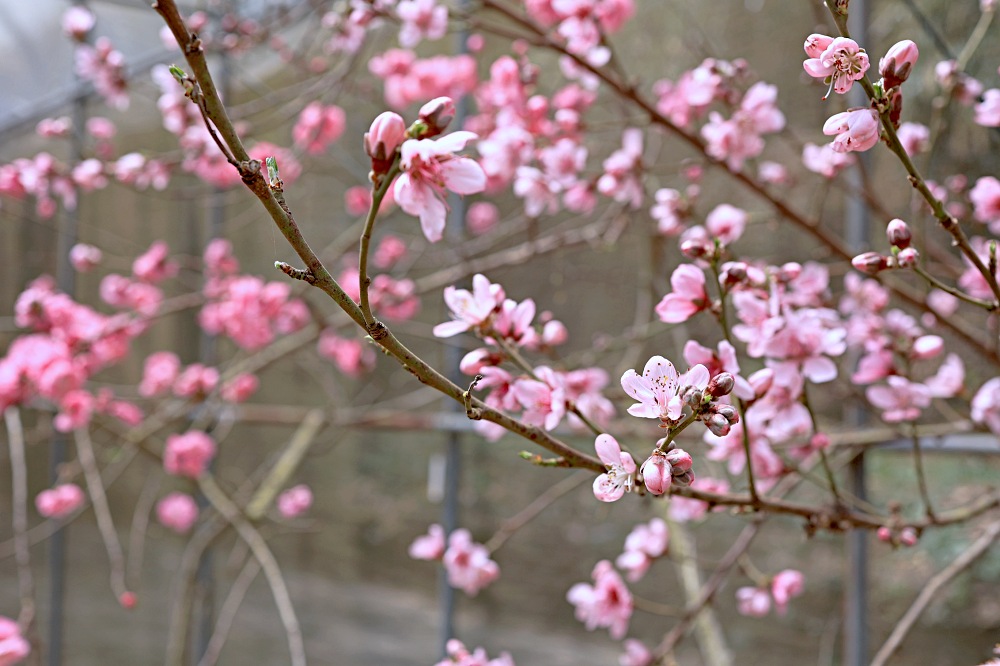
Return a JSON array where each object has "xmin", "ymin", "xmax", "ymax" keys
[
  {"xmin": 844, "ymin": 2, "xmax": 870, "ymax": 664},
  {"xmin": 437, "ymin": 6, "xmax": 470, "ymax": 656},
  {"xmin": 48, "ymin": 4, "xmax": 90, "ymax": 663},
  {"xmin": 193, "ymin": 4, "xmax": 233, "ymax": 660}
]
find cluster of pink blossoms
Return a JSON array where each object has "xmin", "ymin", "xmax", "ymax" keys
[
  {"xmin": 163, "ymin": 431, "xmax": 217, "ymax": 479},
  {"xmin": 525, "ymin": 0, "xmax": 635, "ymax": 67},
  {"xmin": 35, "ymin": 483, "xmax": 86, "ymax": 519},
  {"xmin": 199, "ymin": 240, "xmax": 310, "ymax": 350},
  {"xmin": 735, "ymin": 569, "xmax": 805, "ymax": 618},
  {"xmin": 433, "ymin": 274, "xmax": 612, "ymax": 440},
  {"xmin": 1, "ymin": 271, "xmax": 149, "ymax": 431},
  {"xmin": 409, "ymin": 525, "xmax": 500, "ymax": 596},
  {"xmin": 368, "ymin": 50, "xmax": 478, "ymax": 110},
  {"xmin": 566, "ymin": 560, "xmax": 633, "ymax": 640},
  {"xmin": 0, "ymin": 616, "xmax": 31, "ymax": 665},
  {"xmin": 468, "ymin": 54, "xmax": 599, "ymax": 216}
]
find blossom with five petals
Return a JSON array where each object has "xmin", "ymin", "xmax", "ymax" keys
[
  {"xmin": 592, "ymin": 434, "xmax": 635, "ymax": 502},
  {"xmin": 394, "ymin": 130, "xmax": 487, "ymax": 242}
]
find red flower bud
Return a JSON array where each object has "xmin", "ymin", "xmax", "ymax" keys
[
  {"xmin": 880, "ymin": 40, "xmax": 919, "ymax": 89},
  {"xmin": 852, "ymin": 251, "xmax": 889, "ymax": 275}
]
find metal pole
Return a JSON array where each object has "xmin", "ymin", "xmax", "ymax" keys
[
  {"xmin": 844, "ymin": 2, "xmax": 870, "ymax": 664},
  {"xmin": 48, "ymin": 4, "xmax": 90, "ymax": 663},
  {"xmin": 437, "ymin": 5, "xmax": 471, "ymax": 656}
]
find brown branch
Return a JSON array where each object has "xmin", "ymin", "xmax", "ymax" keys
[{"xmin": 870, "ymin": 518, "xmax": 1000, "ymax": 666}]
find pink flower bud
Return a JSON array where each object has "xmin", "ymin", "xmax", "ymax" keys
[
  {"xmin": 911, "ymin": 335, "xmax": 943, "ymax": 359},
  {"xmin": 880, "ymin": 40, "xmax": 919, "ymax": 89},
  {"xmin": 707, "ymin": 372, "xmax": 735, "ymax": 398},
  {"xmin": 886, "ymin": 218, "xmax": 911, "ymax": 248},
  {"xmin": 118, "ymin": 591, "xmax": 138, "ymax": 610},
  {"xmin": 156, "ymin": 492, "xmax": 199, "ymax": 533},
  {"xmin": 417, "ymin": 96, "xmax": 456, "ymax": 137},
  {"xmin": 664, "ymin": 448, "xmax": 693, "ymax": 473},
  {"xmin": 852, "ymin": 251, "xmax": 890, "ymax": 274},
  {"xmin": 706, "ymin": 413, "xmax": 731, "ymax": 436},
  {"xmin": 899, "ymin": 526, "xmax": 918, "ymax": 546},
  {"xmin": 364, "ymin": 111, "xmax": 406, "ymax": 166},
  {"xmin": 896, "ymin": 247, "xmax": 919, "ymax": 268},
  {"xmin": 877, "ymin": 526, "xmax": 892, "ymax": 542},
  {"xmin": 163, "ymin": 431, "xmax": 216, "ymax": 478},
  {"xmin": 277, "ymin": 484, "xmax": 313, "ymax": 519},
  {"xmin": 640, "ymin": 452, "xmax": 672, "ymax": 495}
]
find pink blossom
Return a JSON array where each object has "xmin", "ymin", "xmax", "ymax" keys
[
  {"xmin": 974, "ymin": 89, "xmax": 1000, "ymax": 127},
  {"xmin": 736, "ymin": 586, "xmax": 771, "ymax": 617},
  {"xmin": 442, "ymin": 529, "xmax": 499, "ymax": 596},
  {"xmin": 139, "ymin": 351, "xmax": 181, "ymax": 397},
  {"xmin": 372, "ymin": 235, "xmax": 408, "ymax": 269},
  {"xmin": 621, "ymin": 355, "xmax": 710, "ymax": 421},
  {"xmin": 317, "ymin": 330, "xmax": 377, "ymax": 377},
  {"xmin": 705, "ymin": 203, "xmax": 747, "ymax": 245},
  {"xmin": 896, "ymin": 122, "xmax": 929, "ymax": 156},
  {"xmin": 802, "ymin": 142, "xmax": 854, "ymax": 178},
  {"xmin": 0, "ymin": 616, "xmax": 30, "ymax": 665},
  {"xmin": 220, "ymin": 373, "xmax": 259, "ymax": 403},
  {"xmin": 934, "ymin": 59, "xmax": 983, "ymax": 105},
  {"xmin": 344, "ymin": 186, "xmax": 373, "ymax": 216},
  {"xmin": 866, "ymin": 376, "xmax": 932, "ymax": 422},
  {"xmin": 971, "ymin": 377, "xmax": 1000, "ymax": 435},
  {"xmin": 433, "ymin": 274, "xmax": 505, "ymax": 337},
  {"xmin": 925, "ymin": 353, "xmax": 964, "ymax": 398},
  {"xmin": 770, "ymin": 569, "xmax": 804, "ymax": 615},
  {"xmin": 615, "ymin": 518, "xmax": 669, "ymax": 582},
  {"xmin": 72, "ymin": 159, "xmax": 107, "ymax": 192},
  {"xmin": 69, "ymin": 243, "xmax": 103, "ymax": 272},
  {"xmin": 566, "ymin": 560, "xmax": 633, "ymax": 640},
  {"xmin": 163, "ymin": 431, "xmax": 216, "ymax": 478},
  {"xmin": 970, "ymin": 176, "xmax": 1000, "ymax": 229},
  {"xmin": 409, "ymin": 523, "xmax": 446, "ymax": 560},
  {"xmin": 36, "ymin": 484, "xmax": 85, "ymax": 519},
  {"xmin": 74, "ymin": 37, "xmax": 129, "ymax": 110},
  {"xmin": 156, "ymin": 492, "xmax": 199, "ymax": 534},
  {"xmin": 619, "ymin": 640, "xmax": 652, "ymax": 666},
  {"xmin": 435, "ymin": 639, "xmax": 515, "ymax": 666},
  {"xmin": 466, "ymin": 201, "xmax": 500, "ymax": 235},
  {"xmin": 394, "ymin": 131, "xmax": 486, "ymax": 242},
  {"xmin": 132, "ymin": 241, "xmax": 178, "ymax": 284},
  {"xmin": 62, "ymin": 5, "xmax": 95, "ymax": 39},
  {"xmin": 173, "ymin": 363, "xmax": 219, "ymax": 398},
  {"xmin": 512, "ymin": 367, "xmax": 566, "ymax": 431},
  {"xmin": 668, "ymin": 476, "xmax": 729, "ymax": 522},
  {"xmin": 396, "ymin": 0, "xmax": 448, "ymax": 48},
  {"xmin": 86, "ymin": 117, "xmax": 116, "ymax": 141},
  {"xmin": 655, "ymin": 264, "xmax": 709, "ymax": 324},
  {"xmin": 54, "ymin": 389, "xmax": 95, "ymax": 432},
  {"xmin": 292, "ymin": 102, "xmax": 346, "ymax": 155},
  {"xmin": 592, "ymin": 434, "xmax": 636, "ymax": 502},
  {"xmin": 651, "ymin": 188, "xmax": 688, "ymax": 235},
  {"xmin": 596, "ymin": 128, "xmax": 644, "ymax": 208},
  {"xmin": 36, "ymin": 117, "xmax": 71, "ymax": 138},
  {"xmin": 823, "ymin": 108, "xmax": 880, "ymax": 153},
  {"xmin": 277, "ymin": 485, "xmax": 313, "ymax": 518},
  {"xmin": 803, "ymin": 36, "xmax": 870, "ymax": 97}
]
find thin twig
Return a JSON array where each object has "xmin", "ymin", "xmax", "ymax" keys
[
  {"xmin": 74, "ymin": 427, "xmax": 132, "ymax": 603},
  {"xmin": 196, "ymin": 557, "xmax": 262, "ymax": 666},
  {"xmin": 5, "ymin": 408, "xmax": 35, "ymax": 631},
  {"xmin": 197, "ymin": 475, "xmax": 306, "ymax": 666},
  {"xmin": 870, "ymin": 519, "xmax": 1000, "ymax": 666}
]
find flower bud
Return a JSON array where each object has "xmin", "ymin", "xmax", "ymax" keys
[
  {"xmin": 664, "ymin": 448, "xmax": 693, "ymax": 473},
  {"xmin": 896, "ymin": 247, "xmax": 919, "ymax": 268},
  {"xmin": 880, "ymin": 40, "xmax": 919, "ymax": 89},
  {"xmin": 707, "ymin": 372, "xmax": 735, "ymax": 398},
  {"xmin": 714, "ymin": 403, "xmax": 740, "ymax": 424},
  {"xmin": 364, "ymin": 111, "xmax": 406, "ymax": 169},
  {"xmin": 680, "ymin": 238, "xmax": 712, "ymax": 260},
  {"xmin": 778, "ymin": 262, "xmax": 802, "ymax": 281},
  {"xmin": 706, "ymin": 413, "xmax": 731, "ymax": 436},
  {"xmin": 672, "ymin": 470, "xmax": 695, "ymax": 487},
  {"xmin": 876, "ymin": 526, "xmax": 892, "ymax": 542},
  {"xmin": 719, "ymin": 261, "xmax": 748, "ymax": 287},
  {"xmin": 911, "ymin": 334, "xmax": 943, "ymax": 359},
  {"xmin": 852, "ymin": 251, "xmax": 889, "ymax": 275},
  {"xmin": 417, "ymin": 96, "xmax": 456, "ymax": 138},
  {"xmin": 899, "ymin": 526, "xmax": 918, "ymax": 547},
  {"xmin": 640, "ymin": 452, "xmax": 672, "ymax": 495},
  {"xmin": 886, "ymin": 218, "xmax": 911, "ymax": 248}
]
